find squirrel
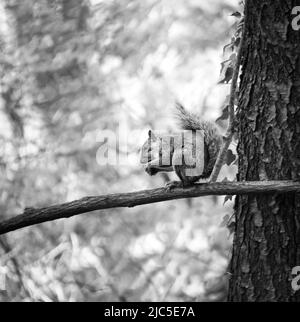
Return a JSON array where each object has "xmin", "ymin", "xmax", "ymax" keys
[{"xmin": 140, "ymin": 103, "xmax": 222, "ymax": 188}]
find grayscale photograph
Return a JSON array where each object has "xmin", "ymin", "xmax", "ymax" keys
[{"xmin": 0, "ymin": 0, "xmax": 299, "ymax": 305}]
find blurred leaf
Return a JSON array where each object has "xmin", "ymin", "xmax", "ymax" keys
[
  {"xmin": 216, "ymin": 105, "xmax": 229, "ymax": 122},
  {"xmin": 223, "ymin": 195, "xmax": 233, "ymax": 205},
  {"xmin": 225, "ymin": 149, "xmax": 236, "ymax": 166},
  {"xmin": 230, "ymin": 12, "xmax": 242, "ymax": 18}
]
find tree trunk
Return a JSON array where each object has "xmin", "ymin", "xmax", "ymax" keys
[{"xmin": 228, "ymin": 0, "xmax": 300, "ymax": 301}]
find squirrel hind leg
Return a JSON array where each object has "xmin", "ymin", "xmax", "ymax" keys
[
  {"xmin": 165, "ymin": 180, "xmax": 183, "ymax": 190},
  {"xmin": 165, "ymin": 166, "xmax": 198, "ymax": 191},
  {"xmin": 165, "ymin": 180, "xmax": 194, "ymax": 190},
  {"xmin": 174, "ymin": 165, "xmax": 200, "ymax": 186}
]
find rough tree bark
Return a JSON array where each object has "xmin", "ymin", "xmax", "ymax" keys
[{"xmin": 228, "ymin": 0, "xmax": 300, "ymax": 301}]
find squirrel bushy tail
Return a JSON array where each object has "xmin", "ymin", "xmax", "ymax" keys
[{"xmin": 175, "ymin": 102, "xmax": 222, "ymax": 178}]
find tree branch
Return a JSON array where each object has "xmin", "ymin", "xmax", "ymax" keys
[{"xmin": 0, "ymin": 180, "xmax": 299, "ymax": 236}]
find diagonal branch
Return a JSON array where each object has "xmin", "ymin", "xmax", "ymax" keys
[
  {"xmin": 0, "ymin": 180, "xmax": 299, "ymax": 236},
  {"xmin": 210, "ymin": 14, "xmax": 246, "ymax": 182}
]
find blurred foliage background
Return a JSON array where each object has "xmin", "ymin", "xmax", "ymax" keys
[{"xmin": 0, "ymin": 0, "xmax": 239, "ymax": 301}]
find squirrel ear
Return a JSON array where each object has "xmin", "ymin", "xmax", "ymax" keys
[{"xmin": 148, "ymin": 130, "xmax": 157, "ymax": 140}]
